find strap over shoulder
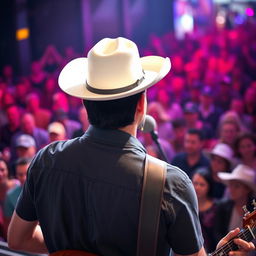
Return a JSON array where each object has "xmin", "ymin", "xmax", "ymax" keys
[{"xmin": 137, "ymin": 154, "xmax": 167, "ymax": 256}]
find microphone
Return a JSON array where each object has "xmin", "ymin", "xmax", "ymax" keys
[{"xmin": 142, "ymin": 115, "xmax": 169, "ymax": 163}]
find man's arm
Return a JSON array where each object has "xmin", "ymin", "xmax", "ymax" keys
[
  {"xmin": 217, "ymin": 228, "xmax": 255, "ymax": 256},
  {"xmin": 174, "ymin": 228, "xmax": 255, "ymax": 256},
  {"xmin": 7, "ymin": 211, "xmax": 48, "ymax": 254}
]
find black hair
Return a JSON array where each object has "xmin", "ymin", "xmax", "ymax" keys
[
  {"xmin": 172, "ymin": 118, "xmax": 186, "ymax": 129},
  {"xmin": 187, "ymin": 128, "xmax": 204, "ymax": 140},
  {"xmin": 83, "ymin": 92, "xmax": 143, "ymax": 129},
  {"xmin": 193, "ymin": 167, "xmax": 214, "ymax": 198}
]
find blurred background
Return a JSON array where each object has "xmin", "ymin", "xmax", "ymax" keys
[{"xmin": 1, "ymin": 0, "xmax": 256, "ymax": 74}]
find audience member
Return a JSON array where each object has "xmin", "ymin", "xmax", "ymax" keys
[
  {"xmin": 0, "ymin": 105, "xmax": 21, "ymax": 152},
  {"xmin": 209, "ymin": 143, "xmax": 234, "ymax": 199},
  {"xmin": 215, "ymin": 76, "xmax": 233, "ymax": 112},
  {"xmin": 3, "ymin": 157, "xmax": 31, "ymax": 238},
  {"xmin": 188, "ymin": 82, "xmax": 201, "ymax": 105},
  {"xmin": 198, "ymin": 86, "xmax": 221, "ymax": 138},
  {"xmin": 244, "ymin": 86, "xmax": 256, "ymax": 116},
  {"xmin": 2, "ymin": 90, "xmax": 16, "ymax": 109},
  {"xmin": 12, "ymin": 113, "xmax": 49, "ymax": 150},
  {"xmin": 52, "ymin": 92, "xmax": 69, "ymax": 114},
  {"xmin": 170, "ymin": 119, "xmax": 186, "ymax": 154},
  {"xmin": 155, "ymin": 89, "xmax": 183, "ymax": 121},
  {"xmin": 41, "ymin": 77, "xmax": 58, "ymax": 110},
  {"xmin": 0, "ymin": 159, "xmax": 19, "ymax": 206},
  {"xmin": 26, "ymin": 92, "xmax": 52, "ymax": 130},
  {"xmin": 29, "ymin": 61, "xmax": 48, "ymax": 91},
  {"xmin": 53, "ymin": 109, "xmax": 81, "ymax": 139},
  {"xmin": 217, "ymin": 120, "xmax": 241, "ymax": 149},
  {"xmin": 183, "ymin": 102, "xmax": 203, "ymax": 130},
  {"xmin": 147, "ymin": 101, "xmax": 173, "ymax": 141},
  {"xmin": 230, "ymin": 97, "xmax": 253, "ymax": 131},
  {"xmin": 169, "ymin": 76, "xmax": 188, "ymax": 104},
  {"xmin": 235, "ymin": 133, "xmax": 256, "ymax": 171},
  {"xmin": 192, "ymin": 168, "xmax": 218, "ymax": 253},
  {"xmin": 15, "ymin": 80, "xmax": 30, "ymax": 109},
  {"xmin": 2, "ymin": 65, "xmax": 16, "ymax": 88},
  {"xmin": 48, "ymin": 122, "xmax": 66, "ymax": 142},
  {"xmin": 171, "ymin": 128, "xmax": 210, "ymax": 177},
  {"xmin": 0, "ymin": 158, "xmax": 19, "ymax": 240},
  {"xmin": 214, "ymin": 164, "xmax": 256, "ymax": 242},
  {"xmin": 14, "ymin": 134, "xmax": 36, "ymax": 160}
]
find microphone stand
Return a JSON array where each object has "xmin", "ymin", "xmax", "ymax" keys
[{"xmin": 150, "ymin": 130, "xmax": 169, "ymax": 163}]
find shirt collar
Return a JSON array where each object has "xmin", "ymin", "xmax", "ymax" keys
[{"xmin": 82, "ymin": 125, "xmax": 146, "ymax": 153}]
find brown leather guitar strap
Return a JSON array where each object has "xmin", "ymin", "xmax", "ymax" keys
[{"xmin": 136, "ymin": 154, "xmax": 167, "ymax": 256}]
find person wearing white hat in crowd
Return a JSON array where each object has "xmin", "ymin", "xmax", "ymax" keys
[
  {"xmin": 214, "ymin": 164, "xmax": 256, "ymax": 243},
  {"xmin": 7, "ymin": 37, "xmax": 255, "ymax": 256},
  {"xmin": 48, "ymin": 122, "xmax": 67, "ymax": 142},
  {"xmin": 209, "ymin": 143, "xmax": 234, "ymax": 199}
]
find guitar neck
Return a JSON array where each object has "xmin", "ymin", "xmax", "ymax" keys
[{"xmin": 209, "ymin": 226, "xmax": 256, "ymax": 256}]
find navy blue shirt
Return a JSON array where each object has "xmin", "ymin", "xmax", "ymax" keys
[
  {"xmin": 16, "ymin": 126, "xmax": 203, "ymax": 256},
  {"xmin": 171, "ymin": 152, "xmax": 210, "ymax": 178}
]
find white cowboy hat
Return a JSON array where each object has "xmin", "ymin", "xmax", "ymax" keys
[
  {"xmin": 210, "ymin": 143, "xmax": 234, "ymax": 165},
  {"xmin": 218, "ymin": 164, "xmax": 256, "ymax": 192},
  {"xmin": 58, "ymin": 37, "xmax": 171, "ymax": 101}
]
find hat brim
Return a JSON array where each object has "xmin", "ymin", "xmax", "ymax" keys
[
  {"xmin": 218, "ymin": 172, "xmax": 256, "ymax": 192},
  {"xmin": 210, "ymin": 152, "xmax": 233, "ymax": 166},
  {"xmin": 58, "ymin": 56, "xmax": 171, "ymax": 101}
]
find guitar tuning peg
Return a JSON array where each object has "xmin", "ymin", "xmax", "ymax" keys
[
  {"xmin": 252, "ymin": 199, "xmax": 256, "ymax": 210},
  {"xmin": 242, "ymin": 205, "xmax": 250, "ymax": 216}
]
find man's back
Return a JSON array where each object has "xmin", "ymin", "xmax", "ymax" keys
[{"xmin": 16, "ymin": 126, "xmax": 203, "ymax": 256}]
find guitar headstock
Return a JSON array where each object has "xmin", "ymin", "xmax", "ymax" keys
[{"xmin": 243, "ymin": 199, "xmax": 256, "ymax": 228}]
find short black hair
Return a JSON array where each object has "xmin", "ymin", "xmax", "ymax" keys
[
  {"xmin": 83, "ymin": 92, "xmax": 143, "ymax": 129},
  {"xmin": 172, "ymin": 118, "xmax": 186, "ymax": 129},
  {"xmin": 187, "ymin": 128, "xmax": 204, "ymax": 140}
]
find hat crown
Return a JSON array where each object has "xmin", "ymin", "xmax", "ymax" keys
[
  {"xmin": 87, "ymin": 37, "xmax": 144, "ymax": 90},
  {"xmin": 16, "ymin": 134, "xmax": 35, "ymax": 147},
  {"xmin": 232, "ymin": 164, "xmax": 255, "ymax": 182},
  {"xmin": 211, "ymin": 143, "xmax": 233, "ymax": 162},
  {"xmin": 218, "ymin": 164, "xmax": 256, "ymax": 192}
]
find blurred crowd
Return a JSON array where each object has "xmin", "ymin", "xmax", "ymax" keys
[{"xmin": 0, "ymin": 20, "xmax": 256, "ymax": 252}]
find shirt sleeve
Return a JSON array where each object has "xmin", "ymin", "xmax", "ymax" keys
[
  {"xmin": 15, "ymin": 160, "xmax": 38, "ymax": 222},
  {"xmin": 165, "ymin": 165, "xmax": 204, "ymax": 255},
  {"xmin": 3, "ymin": 193, "xmax": 14, "ymax": 218}
]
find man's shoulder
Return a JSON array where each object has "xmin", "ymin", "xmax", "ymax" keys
[
  {"xmin": 34, "ymin": 137, "xmax": 82, "ymax": 164},
  {"xmin": 165, "ymin": 163, "xmax": 192, "ymax": 188},
  {"xmin": 40, "ymin": 137, "xmax": 81, "ymax": 154}
]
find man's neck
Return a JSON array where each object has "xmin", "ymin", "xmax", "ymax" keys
[{"xmin": 119, "ymin": 124, "xmax": 138, "ymax": 137}]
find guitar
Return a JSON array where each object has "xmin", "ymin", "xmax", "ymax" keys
[
  {"xmin": 51, "ymin": 201, "xmax": 256, "ymax": 256},
  {"xmin": 209, "ymin": 200, "xmax": 256, "ymax": 256}
]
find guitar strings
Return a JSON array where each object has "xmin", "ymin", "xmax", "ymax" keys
[{"xmin": 210, "ymin": 224, "xmax": 256, "ymax": 256}]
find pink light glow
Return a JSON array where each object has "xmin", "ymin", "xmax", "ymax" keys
[{"xmin": 245, "ymin": 8, "xmax": 254, "ymax": 17}]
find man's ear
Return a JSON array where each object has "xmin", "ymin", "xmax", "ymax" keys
[{"xmin": 136, "ymin": 92, "xmax": 146, "ymax": 114}]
